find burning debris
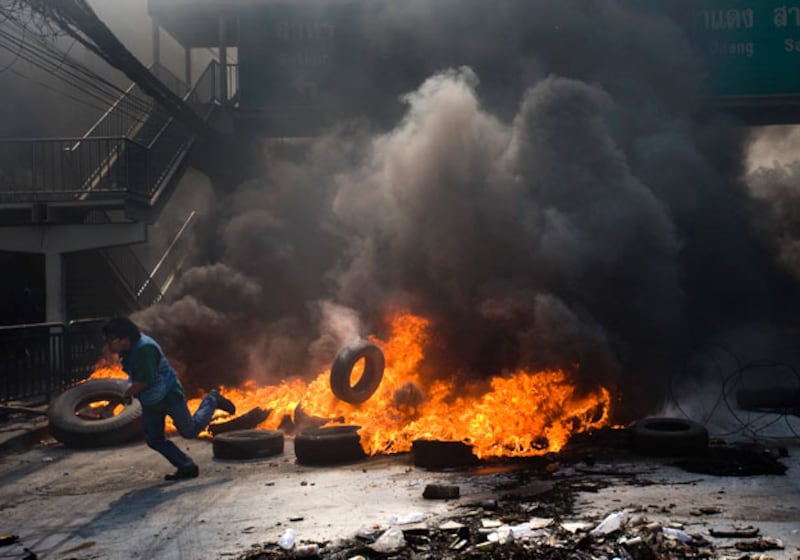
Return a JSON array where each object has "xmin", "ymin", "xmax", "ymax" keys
[
  {"xmin": 73, "ymin": 17, "xmax": 800, "ymax": 547},
  {"xmin": 126, "ymin": 0, "xmax": 800, "ymax": 434},
  {"xmin": 89, "ymin": 311, "xmax": 612, "ymax": 458}
]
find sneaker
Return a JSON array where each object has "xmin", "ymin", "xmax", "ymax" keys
[
  {"xmin": 208, "ymin": 389, "xmax": 236, "ymax": 415},
  {"xmin": 165, "ymin": 464, "xmax": 199, "ymax": 481}
]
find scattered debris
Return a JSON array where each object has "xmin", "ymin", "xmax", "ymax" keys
[
  {"xmin": 662, "ymin": 526, "xmax": 692, "ymax": 543},
  {"xmin": 388, "ymin": 512, "xmax": 426, "ymax": 525},
  {"xmin": 590, "ymin": 510, "xmax": 627, "ymax": 534},
  {"xmin": 709, "ymin": 526, "xmax": 760, "ymax": 538},
  {"xmin": 278, "ymin": 528, "xmax": 295, "ymax": 550},
  {"xmin": 234, "ymin": 489, "xmax": 756, "ymax": 559},
  {"xmin": 422, "ymin": 484, "xmax": 460, "ymax": 499},
  {"xmin": 0, "ymin": 534, "xmax": 20, "ymax": 546},
  {"xmin": 734, "ymin": 537, "xmax": 785, "ymax": 552},
  {"xmin": 294, "ymin": 543, "xmax": 319, "ymax": 557},
  {"xmin": 370, "ymin": 527, "xmax": 405, "ymax": 553}
]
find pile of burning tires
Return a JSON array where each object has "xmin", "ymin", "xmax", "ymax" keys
[{"xmin": 46, "ymin": 340, "xmax": 387, "ymax": 466}]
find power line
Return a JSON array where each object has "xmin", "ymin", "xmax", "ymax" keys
[
  {"xmin": 0, "ymin": 17, "xmax": 173, "ymax": 131},
  {"xmin": 0, "ymin": 19, "xmax": 155, "ymax": 111},
  {"xmin": 0, "ymin": 0, "xmax": 207, "ymax": 135},
  {"xmin": 0, "ymin": 11, "xmax": 22, "ymax": 73}
]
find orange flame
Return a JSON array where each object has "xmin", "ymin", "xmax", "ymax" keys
[
  {"xmin": 89, "ymin": 310, "xmax": 611, "ymax": 457},
  {"xmin": 88, "ymin": 359, "xmax": 127, "ymax": 380}
]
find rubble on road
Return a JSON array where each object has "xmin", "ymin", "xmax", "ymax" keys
[
  {"xmin": 232, "ymin": 474, "xmax": 791, "ymax": 560},
  {"xmin": 232, "ymin": 507, "xmax": 789, "ymax": 559},
  {"xmin": 1, "ymin": 410, "xmax": 797, "ymax": 560}
]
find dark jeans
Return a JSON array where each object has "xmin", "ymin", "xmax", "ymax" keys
[{"xmin": 141, "ymin": 393, "xmax": 216, "ymax": 469}]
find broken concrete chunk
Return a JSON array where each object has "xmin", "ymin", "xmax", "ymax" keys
[
  {"xmin": 439, "ymin": 521, "xmax": 465, "ymax": 531},
  {"xmin": 422, "ymin": 484, "xmax": 459, "ymax": 500},
  {"xmin": 388, "ymin": 512, "xmax": 426, "ymax": 525},
  {"xmin": 561, "ymin": 521, "xmax": 594, "ymax": 533},
  {"xmin": 698, "ymin": 506, "xmax": 723, "ymax": 514},
  {"xmin": 734, "ymin": 537, "xmax": 784, "ymax": 551},
  {"xmin": 709, "ymin": 526, "xmax": 760, "ymax": 538},
  {"xmin": 528, "ymin": 517, "xmax": 553, "ymax": 529}
]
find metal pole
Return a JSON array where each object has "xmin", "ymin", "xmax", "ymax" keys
[
  {"xmin": 44, "ymin": 251, "xmax": 66, "ymax": 324},
  {"xmin": 185, "ymin": 48, "xmax": 192, "ymax": 89},
  {"xmin": 219, "ymin": 12, "xmax": 228, "ymax": 104}
]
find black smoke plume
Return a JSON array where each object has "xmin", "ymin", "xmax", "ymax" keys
[{"xmin": 134, "ymin": 0, "xmax": 795, "ymax": 419}]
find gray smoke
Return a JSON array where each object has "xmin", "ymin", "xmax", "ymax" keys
[{"xmin": 136, "ymin": 0, "xmax": 792, "ymax": 419}]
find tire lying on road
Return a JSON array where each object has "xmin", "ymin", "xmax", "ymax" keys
[
  {"xmin": 627, "ymin": 417, "xmax": 709, "ymax": 457},
  {"xmin": 47, "ymin": 379, "xmax": 143, "ymax": 448},
  {"xmin": 412, "ymin": 439, "xmax": 480, "ymax": 469},
  {"xmin": 212, "ymin": 429, "xmax": 285, "ymax": 460},
  {"xmin": 294, "ymin": 425, "xmax": 366, "ymax": 465},
  {"xmin": 330, "ymin": 340, "xmax": 385, "ymax": 405}
]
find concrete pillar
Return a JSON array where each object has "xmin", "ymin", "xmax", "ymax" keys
[
  {"xmin": 0, "ymin": 222, "xmax": 147, "ymax": 324},
  {"xmin": 218, "ymin": 13, "xmax": 228, "ymax": 104},
  {"xmin": 44, "ymin": 251, "xmax": 65, "ymax": 324},
  {"xmin": 153, "ymin": 20, "xmax": 161, "ymax": 67}
]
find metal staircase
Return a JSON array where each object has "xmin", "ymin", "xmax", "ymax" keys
[
  {"xmin": 0, "ymin": 60, "xmax": 221, "ymax": 220},
  {"xmin": 0, "ymin": 60, "xmax": 225, "ymax": 318}
]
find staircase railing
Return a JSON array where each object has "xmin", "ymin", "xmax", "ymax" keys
[
  {"xmin": 0, "ymin": 61, "xmax": 225, "ymax": 317},
  {"xmin": 101, "ymin": 210, "xmax": 198, "ymax": 308},
  {"xmin": 0, "ymin": 60, "xmax": 223, "ymax": 206},
  {"xmin": 137, "ymin": 210, "xmax": 198, "ymax": 301}
]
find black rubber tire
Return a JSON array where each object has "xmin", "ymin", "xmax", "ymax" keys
[
  {"xmin": 212, "ymin": 429, "xmax": 285, "ymax": 460},
  {"xmin": 628, "ymin": 417, "xmax": 709, "ymax": 457},
  {"xmin": 47, "ymin": 379, "xmax": 143, "ymax": 448},
  {"xmin": 412, "ymin": 439, "xmax": 480, "ymax": 469},
  {"xmin": 294, "ymin": 425, "xmax": 366, "ymax": 465},
  {"xmin": 330, "ymin": 340, "xmax": 385, "ymax": 405}
]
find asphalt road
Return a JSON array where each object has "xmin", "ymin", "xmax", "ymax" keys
[
  {"xmin": 0, "ymin": 435, "xmax": 472, "ymax": 559},
  {"xmin": 1, "ymin": 425, "xmax": 799, "ymax": 559}
]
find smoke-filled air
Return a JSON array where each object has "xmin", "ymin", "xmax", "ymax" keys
[{"xmin": 132, "ymin": 0, "xmax": 799, "ymax": 422}]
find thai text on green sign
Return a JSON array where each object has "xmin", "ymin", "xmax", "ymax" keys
[{"xmin": 694, "ymin": 1, "xmax": 800, "ymax": 97}]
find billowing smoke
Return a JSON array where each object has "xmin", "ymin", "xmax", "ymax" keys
[{"xmin": 134, "ymin": 0, "xmax": 794, "ymax": 418}]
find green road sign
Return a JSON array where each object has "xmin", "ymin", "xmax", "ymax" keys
[
  {"xmin": 693, "ymin": 1, "xmax": 800, "ymax": 97},
  {"xmin": 237, "ymin": 0, "xmax": 800, "ymax": 113},
  {"xmin": 238, "ymin": 1, "xmax": 369, "ymax": 109}
]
